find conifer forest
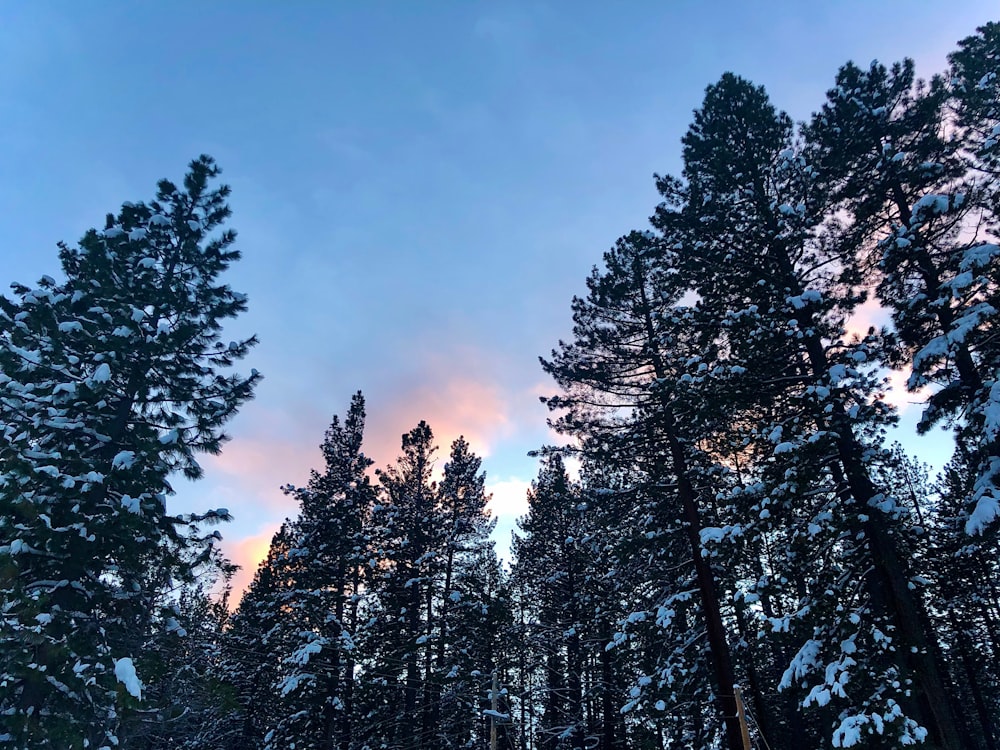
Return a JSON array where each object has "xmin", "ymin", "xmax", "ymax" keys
[{"xmin": 4, "ymin": 18, "xmax": 1000, "ymax": 750}]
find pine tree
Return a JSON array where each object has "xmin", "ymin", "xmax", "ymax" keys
[
  {"xmin": 0, "ymin": 156, "xmax": 259, "ymax": 749},
  {"xmin": 360, "ymin": 422, "xmax": 445, "ymax": 750},
  {"xmin": 263, "ymin": 393, "xmax": 375, "ymax": 750},
  {"xmin": 432, "ymin": 436, "xmax": 506, "ymax": 748},
  {"xmin": 511, "ymin": 454, "xmax": 637, "ymax": 750},
  {"xmin": 539, "ymin": 230, "xmax": 750, "ymax": 749},
  {"xmin": 661, "ymin": 73, "xmax": 963, "ymax": 748},
  {"xmin": 122, "ymin": 564, "xmax": 242, "ymax": 750},
  {"xmin": 804, "ymin": 53, "xmax": 1000, "ymax": 537},
  {"xmin": 361, "ymin": 424, "xmax": 505, "ymax": 749},
  {"xmin": 224, "ymin": 522, "xmax": 298, "ymax": 750}
]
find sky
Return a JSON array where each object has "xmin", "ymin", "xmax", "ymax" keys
[{"xmin": 1, "ymin": 1, "xmax": 995, "ymax": 598}]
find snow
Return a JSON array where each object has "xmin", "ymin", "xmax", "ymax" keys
[
  {"xmin": 120, "ymin": 495, "xmax": 141, "ymax": 514},
  {"xmin": 91, "ymin": 363, "xmax": 112, "ymax": 382},
  {"xmin": 780, "ymin": 638, "xmax": 822, "ymax": 690},
  {"xmin": 787, "ymin": 290, "xmax": 822, "ymax": 309},
  {"xmin": 961, "ymin": 243, "xmax": 1000, "ymax": 271},
  {"xmin": 289, "ymin": 638, "xmax": 323, "ymax": 666},
  {"xmin": 910, "ymin": 193, "xmax": 950, "ymax": 222},
  {"xmin": 279, "ymin": 673, "xmax": 314, "ymax": 697},
  {"xmin": 832, "ymin": 714, "xmax": 866, "ymax": 747},
  {"xmin": 966, "ymin": 457, "xmax": 1000, "ymax": 535},
  {"xmin": 700, "ymin": 526, "xmax": 725, "ymax": 545},
  {"xmin": 114, "ymin": 657, "xmax": 142, "ymax": 700},
  {"xmin": 111, "ymin": 451, "xmax": 136, "ymax": 470}
]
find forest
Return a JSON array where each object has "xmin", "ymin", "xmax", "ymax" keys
[{"xmin": 1, "ymin": 18, "xmax": 999, "ymax": 750}]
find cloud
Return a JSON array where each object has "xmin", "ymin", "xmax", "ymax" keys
[
  {"xmin": 845, "ymin": 297, "xmax": 891, "ymax": 340},
  {"xmin": 202, "ymin": 435, "xmax": 318, "ymax": 512},
  {"xmin": 365, "ymin": 371, "xmax": 516, "ymax": 471},
  {"xmin": 880, "ymin": 367, "xmax": 932, "ymax": 415},
  {"xmin": 222, "ymin": 522, "xmax": 282, "ymax": 605},
  {"xmin": 197, "ymin": 345, "xmax": 549, "ymax": 600},
  {"xmin": 487, "ymin": 476, "xmax": 532, "ymax": 520}
]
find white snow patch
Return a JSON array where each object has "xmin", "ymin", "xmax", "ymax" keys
[
  {"xmin": 112, "ymin": 451, "xmax": 136, "ymax": 470},
  {"xmin": 92, "ymin": 363, "xmax": 112, "ymax": 383},
  {"xmin": 114, "ymin": 657, "xmax": 142, "ymax": 700}
]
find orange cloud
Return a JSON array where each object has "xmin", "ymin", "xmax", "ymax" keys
[
  {"xmin": 365, "ymin": 375, "xmax": 514, "ymax": 472},
  {"xmin": 222, "ymin": 522, "xmax": 282, "ymax": 606},
  {"xmin": 202, "ymin": 435, "xmax": 320, "ymax": 511}
]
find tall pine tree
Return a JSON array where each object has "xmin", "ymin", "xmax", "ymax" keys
[{"xmin": 0, "ymin": 156, "xmax": 259, "ymax": 749}]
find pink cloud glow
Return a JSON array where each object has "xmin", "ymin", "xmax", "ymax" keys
[
  {"xmin": 365, "ymin": 374, "xmax": 515, "ymax": 472},
  {"xmin": 845, "ymin": 297, "xmax": 891, "ymax": 341},
  {"xmin": 207, "ymin": 370, "xmax": 523, "ymax": 601},
  {"xmin": 223, "ymin": 523, "xmax": 282, "ymax": 606}
]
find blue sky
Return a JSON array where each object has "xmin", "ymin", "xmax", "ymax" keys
[{"xmin": 1, "ymin": 2, "xmax": 994, "ymax": 593}]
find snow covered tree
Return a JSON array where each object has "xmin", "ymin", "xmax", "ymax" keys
[
  {"xmin": 263, "ymin": 392, "xmax": 376, "ymax": 750},
  {"xmin": 511, "ymin": 455, "xmax": 589, "ymax": 750},
  {"xmin": 805, "ymin": 53, "xmax": 1000, "ymax": 537},
  {"xmin": 430, "ymin": 436, "xmax": 507, "ymax": 749},
  {"xmin": 224, "ymin": 522, "xmax": 298, "ymax": 750},
  {"xmin": 362, "ymin": 421, "xmax": 445, "ymax": 749},
  {"xmin": 121, "ymin": 567, "xmax": 242, "ymax": 750},
  {"xmin": 659, "ymin": 72, "xmax": 963, "ymax": 748},
  {"xmin": 0, "ymin": 155, "xmax": 259, "ymax": 749},
  {"xmin": 360, "ymin": 425, "xmax": 506, "ymax": 750},
  {"xmin": 539, "ymin": 230, "xmax": 751, "ymax": 749},
  {"xmin": 511, "ymin": 452, "xmax": 637, "ymax": 750},
  {"xmin": 894, "ymin": 447, "xmax": 1000, "ymax": 749}
]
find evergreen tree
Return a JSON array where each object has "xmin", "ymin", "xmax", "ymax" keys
[
  {"xmin": 511, "ymin": 455, "xmax": 588, "ymax": 750},
  {"xmin": 805, "ymin": 53, "xmax": 1000, "ymax": 537},
  {"xmin": 361, "ymin": 425, "xmax": 505, "ymax": 750},
  {"xmin": 364, "ymin": 421, "xmax": 444, "ymax": 749},
  {"xmin": 122, "ymin": 567, "xmax": 242, "ymax": 750},
  {"xmin": 432, "ymin": 436, "xmax": 507, "ymax": 749},
  {"xmin": 224, "ymin": 522, "xmax": 299, "ymax": 750},
  {"xmin": 656, "ymin": 73, "xmax": 965, "ymax": 747},
  {"xmin": 0, "ymin": 156, "xmax": 259, "ymax": 749},
  {"xmin": 539, "ymin": 230, "xmax": 750, "ymax": 749},
  {"xmin": 511, "ymin": 454, "xmax": 635, "ymax": 750},
  {"xmin": 264, "ymin": 393, "xmax": 375, "ymax": 750},
  {"xmin": 924, "ymin": 446, "xmax": 1000, "ymax": 749}
]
